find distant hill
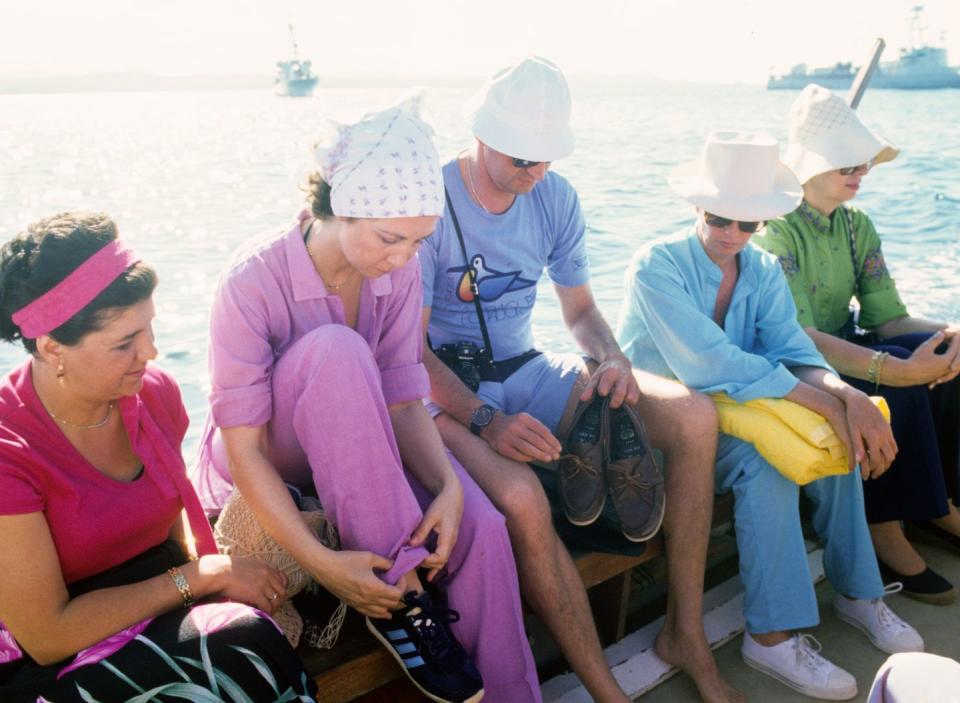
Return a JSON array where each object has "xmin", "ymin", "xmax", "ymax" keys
[{"xmin": 0, "ymin": 73, "xmax": 273, "ymax": 94}]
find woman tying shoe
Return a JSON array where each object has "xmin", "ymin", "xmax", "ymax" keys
[
  {"xmin": 192, "ymin": 95, "xmax": 540, "ymax": 703},
  {"xmin": 757, "ymin": 84, "xmax": 960, "ymax": 605},
  {"xmin": 0, "ymin": 212, "xmax": 314, "ymax": 702}
]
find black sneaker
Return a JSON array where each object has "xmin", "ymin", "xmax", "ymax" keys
[{"xmin": 366, "ymin": 591, "xmax": 484, "ymax": 703}]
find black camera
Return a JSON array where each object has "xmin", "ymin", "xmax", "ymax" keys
[{"xmin": 433, "ymin": 341, "xmax": 492, "ymax": 392}]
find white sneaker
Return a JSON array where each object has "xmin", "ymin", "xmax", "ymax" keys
[
  {"xmin": 834, "ymin": 583, "xmax": 925, "ymax": 654},
  {"xmin": 741, "ymin": 632, "xmax": 857, "ymax": 700}
]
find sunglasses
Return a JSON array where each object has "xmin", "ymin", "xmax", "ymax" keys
[
  {"xmin": 837, "ymin": 161, "xmax": 873, "ymax": 176},
  {"xmin": 511, "ymin": 157, "xmax": 547, "ymax": 169},
  {"xmin": 703, "ymin": 213, "xmax": 764, "ymax": 233}
]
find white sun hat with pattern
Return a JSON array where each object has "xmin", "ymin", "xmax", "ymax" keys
[
  {"xmin": 669, "ymin": 131, "xmax": 802, "ymax": 221},
  {"xmin": 784, "ymin": 84, "xmax": 899, "ymax": 184},
  {"xmin": 313, "ymin": 92, "xmax": 444, "ymax": 219}
]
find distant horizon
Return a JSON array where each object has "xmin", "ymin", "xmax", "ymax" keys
[{"xmin": 3, "ymin": 0, "xmax": 957, "ymax": 87}]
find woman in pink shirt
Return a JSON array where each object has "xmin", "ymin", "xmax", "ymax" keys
[
  {"xmin": 192, "ymin": 96, "xmax": 540, "ymax": 703},
  {"xmin": 0, "ymin": 212, "xmax": 315, "ymax": 701}
]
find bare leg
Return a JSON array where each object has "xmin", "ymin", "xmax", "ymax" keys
[
  {"xmin": 930, "ymin": 501, "xmax": 960, "ymax": 535},
  {"xmin": 436, "ymin": 413, "xmax": 630, "ymax": 703},
  {"xmin": 870, "ymin": 521, "xmax": 927, "ymax": 575},
  {"xmin": 628, "ymin": 370, "xmax": 744, "ymax": 703}
]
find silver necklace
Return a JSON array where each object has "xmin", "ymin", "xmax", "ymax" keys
[
  {"xmin": 49, "ymin": 402, "xmax": 114, "ymax": 430},
  {"xmin": 463, "ymin": 152, "xmax": 491, "ymax": 214}
]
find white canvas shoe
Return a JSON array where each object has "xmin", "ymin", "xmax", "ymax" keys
[
  {"xmin": 834, "ymin": 584, "xmax": 925, "ymax": 654},
  {"xmin": 742, "ymin": 632, "xmax": 858, "ymax": 700}
]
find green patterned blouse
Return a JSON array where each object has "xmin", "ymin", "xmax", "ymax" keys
[{"xmin": 754, "ymin": 202, "xmax": 908, "ymax": 337}]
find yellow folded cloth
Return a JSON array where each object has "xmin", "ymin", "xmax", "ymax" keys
[{"xmin": 711, "ymin": 393, "xmax": 891, "ymax": 485}]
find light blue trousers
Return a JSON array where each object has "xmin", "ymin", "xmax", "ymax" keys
[{"xmin": 716, "ymin": 433, "xmax": 885, "ymax": 634}]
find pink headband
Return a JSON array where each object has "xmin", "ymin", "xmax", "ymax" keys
[{"xmin": 11, "ymin": 240, "xmax": 140, "ymax": 339}]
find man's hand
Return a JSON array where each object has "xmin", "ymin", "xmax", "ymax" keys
[
  {"xmin": 841, "ymin": 389, "xmax": 898, "ymax": 479},
  {"xmin": 481, "ymin": 411, "xmax": 562, "ymax": 463},
  {"xmin": 579, "ymin": 353, "xmax": 640, "ymax": 408}
]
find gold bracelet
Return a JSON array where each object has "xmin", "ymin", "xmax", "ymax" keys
[
  {"xmin": 167, "ymin": 566, "xmax": 196, "ymax": 608},
  {"xmin": 867, "ymin": 350, "xmax": 889, "ymax": 392},
  {"xmin": 874, "ymin": 351, "xmax": 890, "ymax": 392}
]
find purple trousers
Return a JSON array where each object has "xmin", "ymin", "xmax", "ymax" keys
[{"xmin": 260, "ymin": 326, "xmax": 540, "ymax": 702}]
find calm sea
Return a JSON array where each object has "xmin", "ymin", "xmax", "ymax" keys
[{"xmin": 2, "ymin": 81, "xmax": 959, "ymax": 452}]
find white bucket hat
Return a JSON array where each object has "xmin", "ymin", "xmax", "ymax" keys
[
  {"xmin": 784, "ymin": 84, "xmax": 899, "ymax": 184},
  {"xmin": 669, "ymin": 131, "xmax": 803, "ymax": 221},
  {"xmin": 463, "ymin": 56, "xmax": 575, "ymax": 163}
]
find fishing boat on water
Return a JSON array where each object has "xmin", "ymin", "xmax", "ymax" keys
[
  {"xmin": 769, "ymin": 5, "xmax": 960, "ymax": 90},
  {"xmin": 274, "ymin": 23, "xmax": 318, "ymax": 98}
]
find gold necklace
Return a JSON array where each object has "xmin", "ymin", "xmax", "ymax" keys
[
  {"xmin": 463, "ymin": 152, "xmax": 492, "ymax": 214},
  {"xmin": 323, "ymin": 272, "xmax": 357, "ymax": 292},
  {"xmin": 305, "ymin": 220, "xmax": 359, "ymax": 291},
  {"xmin": 48, "ymin": 402, "xmax": 114, "ymax": 430}
]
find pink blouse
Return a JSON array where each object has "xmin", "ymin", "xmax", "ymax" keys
[
  {"xmin": 0, "ymin": 361, "xmax": 216, "ymax": 663},
  {"xmin": 192, "ymin": 211, "xmax": 430, "ymax": 511}
]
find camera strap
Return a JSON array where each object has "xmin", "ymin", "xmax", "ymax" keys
[{"xmin": 444, "ymin": 188, "xmax": 495, "ymax": 358}]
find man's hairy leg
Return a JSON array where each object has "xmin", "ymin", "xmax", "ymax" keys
[
  {"xmin": 436, "ymin": 412, "xmax": 630, "ymax": 703},
  {"xmin": 630, "ymin": 371, "xmax": 745, "ymax": 703}
]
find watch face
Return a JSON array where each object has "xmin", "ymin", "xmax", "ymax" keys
[{"xmin": 472, "ymin": 405, "xmax": 494, "ymax": 427}]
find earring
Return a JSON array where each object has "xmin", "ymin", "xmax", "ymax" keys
[{"xmin": 56, "ymin": 360, "xmax": 65, "ymax": 378}]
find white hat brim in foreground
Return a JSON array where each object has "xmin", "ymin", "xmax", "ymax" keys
[{"xmin": 669, "ymin": 160, "xmax": 803, "ymax": 222}]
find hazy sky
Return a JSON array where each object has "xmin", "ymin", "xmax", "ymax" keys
[{"xmin": 2, "ymin": 0, "xmax": 958, "ymax": 84}]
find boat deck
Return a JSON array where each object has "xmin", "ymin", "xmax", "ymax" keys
[{"xmin": 555, "ymin": 537, "xmax": 960, "ymax": 701}]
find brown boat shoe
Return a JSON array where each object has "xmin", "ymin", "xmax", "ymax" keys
[
  {"xmin": 606, "ymin": 403, "xmax": 665, "ymax": 542},
  {"xmin": 557, "ymin": 395, "xmax": 607, "ymax": 526}
]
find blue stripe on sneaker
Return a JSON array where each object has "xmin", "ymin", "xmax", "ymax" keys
[
  {"xmin": 404, "ymin": 656, "xmax": 425, "ymax": 669},
  {"xmin": 395, "ymin": 642, "xmax": 417, "ymax": 654},
  {"xmin": 385, "ymin": 629, "xmax": 408, "ymax": 640}
]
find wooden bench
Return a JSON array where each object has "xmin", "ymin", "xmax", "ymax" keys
[{"xmin": 298, "ymin": 493, "xmax": 735, "ymax": 702}]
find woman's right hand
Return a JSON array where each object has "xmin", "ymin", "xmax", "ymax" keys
[
  {"xmin": 311, "ymin": 550, "xmax": 404, "ymax": 619},
  {"xmin": 191, "ymin": 554, "xmax": 289, "ymax": 615},
  {"xmin": 897, "ymin": 331, "xmax": 960, "ymax": 386}
]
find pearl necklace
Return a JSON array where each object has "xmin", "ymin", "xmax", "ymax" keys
[{"xmin": 49, "ymin": 402, "xmax": 114, "ymax": 430}]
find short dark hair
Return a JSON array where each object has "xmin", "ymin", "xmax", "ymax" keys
[{"xmin": 0, "ymin": 211, "xmax": 157, "ymax": 353}]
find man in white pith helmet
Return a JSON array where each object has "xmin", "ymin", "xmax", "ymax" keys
[{"xmin": 419, "ymin": 56, "xmax": 742, "ymax": 703}]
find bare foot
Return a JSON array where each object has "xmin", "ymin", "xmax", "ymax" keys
[{"xmin": 655, "ymin": 627, "xmax": 746, "ymax": 703}]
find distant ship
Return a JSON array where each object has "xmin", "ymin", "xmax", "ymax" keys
[
  {"xmin": 274, "ymin": 23, "xmax": 318, "ymax": 98},
  {"xmin": 769, "ymin": 6, "xmax": 960, "ymax": 90}
]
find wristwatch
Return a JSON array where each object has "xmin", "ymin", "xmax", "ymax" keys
[{"xmin": 469, "ymin": 404, "xmax": 497, "ymax": 436}]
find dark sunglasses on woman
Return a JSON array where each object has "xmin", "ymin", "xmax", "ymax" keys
[{"xmin": 703, "ymin": 213, "xmax": 765, "ymax": 233}]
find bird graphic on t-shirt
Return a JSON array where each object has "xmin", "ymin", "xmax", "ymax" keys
[{"xmin": 448, "ymin": 254, "xmax": 537, "ymax": 303}]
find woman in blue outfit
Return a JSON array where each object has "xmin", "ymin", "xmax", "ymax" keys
[{"xmin": 616, "ymin": 132, "xmax": 922, "ymax": 701}]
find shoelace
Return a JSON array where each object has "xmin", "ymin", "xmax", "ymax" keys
[
  {"xmin": 409, "ymin": 601, "xmax": 462, "ymax": 659},
  {"xmin": 560, "ymin": 453, "xmax": 600, "ymax": 478},
  {"xmin": 794, "ymin": 634, "xmax": 832, "ymax": 674},
  {"xmin": 873, "ymin": 583, "xmax": 908, "ymax": 631},
  {"xmin": 607, "ymin": 465, "xmax": 656, "ymax": 503}
]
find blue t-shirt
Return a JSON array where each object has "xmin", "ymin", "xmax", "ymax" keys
[{"xmin": 420, "ymin": 158, "xmax": 590, "ymax": 361}]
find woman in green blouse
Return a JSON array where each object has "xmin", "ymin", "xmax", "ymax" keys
[{"xmin": 757, "ymin": 84, "xmax": 960, "ymax": 605}]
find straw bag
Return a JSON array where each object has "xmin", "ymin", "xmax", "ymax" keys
[{"xmin": 213, "ymin": 489, "xmax": 347, "ymax": 649}]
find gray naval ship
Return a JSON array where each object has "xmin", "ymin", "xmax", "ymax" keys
[
  {"xmin": 274, "ymin": 23, "xmax": 318, "ymax": 98},
  {"xmin": 769, "ymin": 6, "xmax": 960, "ymax": 90}
]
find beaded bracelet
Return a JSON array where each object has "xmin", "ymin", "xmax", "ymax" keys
[
  {"xmin": 167, "ymin": 566, "xmax": 196, "ymax": 608},
  {"xmin": 867, "ymin": 350, "xmax": 890, "ymax": 392}
]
